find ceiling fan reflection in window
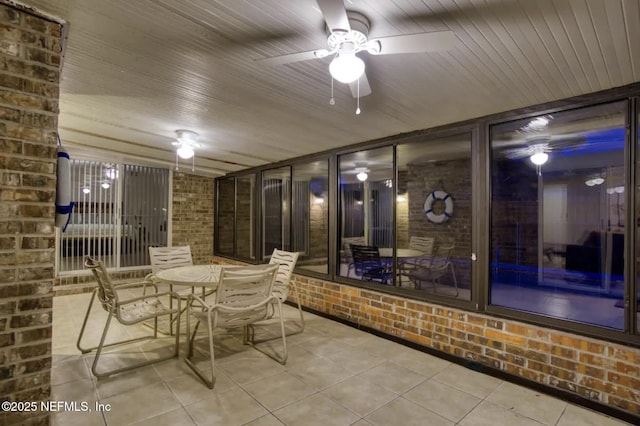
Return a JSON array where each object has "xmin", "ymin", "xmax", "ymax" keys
[{"xmin": 254, "ymin": 0, "xmax": 455, "ymax": 113}]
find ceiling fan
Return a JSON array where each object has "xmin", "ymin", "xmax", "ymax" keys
[{"xmin": 255, "ymin": 0, "xmax": 456, "ymax": 108}]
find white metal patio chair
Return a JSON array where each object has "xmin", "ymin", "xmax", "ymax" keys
[
  {"xmin": 184, "ymin": 263, "xmax": 285, "ymax": 389},
  {"xmin": 268, "ymin": 249, "xmax": 303, "ymax": 333},
  {"xmin": 398, "ymin": 236, "xmax": 435, "ymax": 286},
  {"xmin": 147, "ymin": 246, "xmax": 194, "ymax": 334},
  {"xmin": 77, "ymin": 256, "xmax": 181, "ymax": 379}
]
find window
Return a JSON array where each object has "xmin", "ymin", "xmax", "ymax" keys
[
  {"xmin": 59, "ymin": 161, "xmax": 169, "ymax": 272},
  {"xmin": 490, "ymin": 101, "xmax": 627, "ymax": 329},
  {"xmin": 262, "ymin": 167, "xmax": 291, "ymax": 257},
  {"xmin": 396, "ymin": 133, "xmax": 473, "ymax": 299},
  {"xmin": 215, "ymin": 175, "xmax": 256, "ymax": 260},
  {"xmin": 338, "ymin": 147, "xmax": 393, "ymax": 282},
  {"xmin": 292, "ymin": 160, "xmax": 329, "ymax": 274}
]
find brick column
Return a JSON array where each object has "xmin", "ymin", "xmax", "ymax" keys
[{"xmin": 0, "ymin": 3, "xmax": 61, "ymax": 425}]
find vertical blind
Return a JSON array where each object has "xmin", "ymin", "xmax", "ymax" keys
[{"xmin": 58, "ymin": 160, "xmax": 168, "ymax": 273}]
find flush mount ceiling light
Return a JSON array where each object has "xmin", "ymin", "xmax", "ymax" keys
[
  {"xmin": 101, "ymin": 182, "xmax": 110, "ymax": 189},
  {"xmin": 172, "ymin": 129, "xmax": 201, "ymax": 171},
  {"xmin": 529, "ymin": 151, "xmax": 549, "ymax": 166},
  {"xmin": 356, "ymin": 171, "xmax": 368, "ymax": 181},
  {"xmin": 329, "ymin": 52, "xmax": 365, "ymax": 84},
  {"xmin": 529, "ymin": 144, "xmax": 549, "ymax": 166}
]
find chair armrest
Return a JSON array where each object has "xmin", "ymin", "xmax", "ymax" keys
[
  {"xmin": 119, "ymin": 290, "xmax": 179, "ymax": 307},
  {"xmin": 114, "ymin": 280, "xmax": 159, "ymax": 294}
]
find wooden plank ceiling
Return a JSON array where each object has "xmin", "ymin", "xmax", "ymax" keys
[{"xmin": 19, "ymin": 0, "xmax": 640, "ymax": 176}]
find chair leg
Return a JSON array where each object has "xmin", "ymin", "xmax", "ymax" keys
[
  {"xmin": 289, "ymin": 281, "xmax": 305, "ymax": 334},
  {"xmin": 184, "ymin": 308, "xmax": 216, "ymax": 389},
  {"xmin": 449, "ymin": 263, "xmax": 459, "ymax": 297},
  {"xmin": 250, "ymin": 301, "xmax": 287, "ymax": 365}
]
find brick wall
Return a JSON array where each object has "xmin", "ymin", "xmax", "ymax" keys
[
  {"xmin": 211, "ymin": 254, "xmax": 640, "ymax": 420},
  {"xmin": 0, "ymin": 3, "xmax": 61, "ymax": 425},
  {"xmin": 172, "ymin": 172, "xmax": 215, "ymax": 264}
]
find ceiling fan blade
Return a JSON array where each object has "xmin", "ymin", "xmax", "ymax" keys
[
  {"xmin": 372, "ymin": 31, "xmax": 455, "ymax": 55},
  {"xmin": 315, "ymin": 0, "xmax": 351, "ymax": 33},
  {"xmin": 254, "ymin": 50, "xmax": 323, "ymax": 67},
  {"xmin": 349, "ymin": 72, "xmax": 372, "ymax": 98}
]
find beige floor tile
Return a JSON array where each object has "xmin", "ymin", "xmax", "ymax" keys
[
  {"xmin": 355, "ymin": 361, "xmax": 427, "ymax": 394},
  {"xmin": 273, "ymin": 393, "xmax": 360, "ymax": 426},
  {"xmin": 321, "ymin": 346, "xmax": 386, "ymax": 374},
  {"xmin": 286, "ymin": 355, "xmax": 357, "ymax": 390},
  {"xmin": 102, "ymin": 382, "xmax": 181, "ymax": 425},
  {"xmin": 185, "ymin": 387, "xmax": 268, "ymax": 426},
  {"xmin": 321, "ymin": 374, "xmax": 399, "ymax": 416},
  {"xmin": 243, "ymin": 413, "xmax": 286, "ymax": 426},
  {"xmin": 458, "ymin": 400, "xmax": 547, "ymax": 426},
  {"xmin": 243, "ymin": 371, "xmax": 317, "ymax": 411},
  {"xmin": 403, "ymin": 378, "xmax": 482, "ymax": 422},
  {"xmin": 390, "ymin": 348, "xmax": 451, "ymax": 377},
  {"xmin": 51, "ymin": 378, "xmax": 98, "ymax": 403},
  {"xmin": 487, "ymin": 381, "xmax": 567, "ymax": 425},
  {"xmin": 365, "ymin": 397, "xmax": 453, "ymax": 426},
  {"xmin": 129, "ymin": 407, "xmax": 196, "ymax": 426},
  {"xmin": 557, "ymin": 404, "xmax": 634, "ymax": 426},
  {"xmin": 51, "ymin": 408, "xmax": 106, "ymax": 426},
  {"xmin": 50, "ymin": 292, "xmax": 636, "ymax": 426},
  {"xmin": 93, "ymin": 364, "xmax": 163, "ymax": 399},
  {"xmin": 166, "ymin": 372, "xmax": 238, "ymax": 405},
  {"xmin": 51, "ymin": 357, "xmax": 91, "ymax": 386},
  {"xmin": 432, "ymin": 364, "xmax": 502, "ymax": 399}
]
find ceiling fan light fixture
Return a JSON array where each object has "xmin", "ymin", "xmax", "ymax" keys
[
  {"xmin": 529, "ymin": 151, "xmax": 548, "ymax": 166},
  {"xmin": 329, "ymin": 53, "xmax": 365, "ymax": 83},
  {"xmin": 177, "ymin": 144, "xmax": 195, "ymax": 159},
  {"xmin": 356, "ymin": 171, "xmax": 368, "ymax": 182}
]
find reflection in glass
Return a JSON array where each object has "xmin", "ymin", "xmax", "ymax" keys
[
  {"xmin": 263, "ymin": 167, "xmax": 291, "ymax": 257},
  {"xmin": 637, "ymin": 99, "xmax": 640, "ymax": 333},
  {"xmin": 236, "ymin": 175, "xmax": 255, "ymax": 260},
  {"xmin": 338, "ymin": 147, "xmax": 393, "ymax": 281},
  {"xmin": 216, "ymin": 175, "xmax": 255, "ymax": 260},
  {"xmin": 292, "ymin": 161, "xmax": 329, "ymax": 274},
  {"xmin": 490, "ymin": 101, "xmax": 626, "ymax": 329},
  {"xmin": 396, "ymin": 133, "xmax": 472, "ymax": 300},
  {"xmin": 216, "ymin": 178, "xmax": 235, "ymax": 255}
]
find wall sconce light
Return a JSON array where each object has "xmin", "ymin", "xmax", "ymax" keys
[
  {"xmin": 314, "ymin": 197, "xmax": 325, "ymax": 204},
  {"xmin": 82, "ymin": 187, "xmax": 90, "ymax": 194},
  {"xmin": 101, "ymin": 182, "xmax": 111, "ymax": 189},
  {"xmin": 396, "ymin": 195, "xmax": 406, "ymax": 203}
]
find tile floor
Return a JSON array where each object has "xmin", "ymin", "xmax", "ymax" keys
[{"xmin": 51, "ymin": 291, "xmax": 633, "ymax": 426}]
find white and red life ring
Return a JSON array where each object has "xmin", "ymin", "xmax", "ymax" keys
[
  {"xmin": 55, "ymin": 146, "xmax": 74, "ymax": 232},
  {"xmin": 424, "ymin": 190, "xmax": 453, "ymax": 224}
]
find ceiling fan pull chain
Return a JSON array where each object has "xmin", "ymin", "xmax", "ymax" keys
[
  {"xmin": 356, "ymin": 77, "xmax": 361, "ymax": 115},
  {"xmin": 175, "ymin": 151, "xmax": 179, "ymax": 171},
  {"xmin": 191, "ymin": 154, "xmax": 195, "ymax": 172},
  {"xmin": 329, "ymin": 76, "xmax": 335, "ymax": 105}
]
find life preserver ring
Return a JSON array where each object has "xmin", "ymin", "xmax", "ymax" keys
[
  {"xmin": 424, "ymin": 190, "xmax": 453, "ymax": 224},
  {"xmin": 55, "ymin": 146, "xmax": 75, "ymax": 232}
]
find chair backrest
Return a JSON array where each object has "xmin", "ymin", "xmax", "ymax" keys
[
  {"xmin": 341, "ymin": 236, "xmax": 366, "ymax": 257},
  {"xmin": 429, "ymin": 243, "xmax": 455, "ymax": 274},
  {"xmin": 213, "ymin": 264, "xmax": 279, "ymax": 328},
  {"xmin": 85, "ymin": 256, "xmax": 119, "ymax": 311},
  {"xmin": 148, "ymin": 246, "xmax": 193, "ymax": 273},
  {"xmin": 350, "ymin": 244, "xmax": 383, "ymax": 275},
  {"xmin": 409, "ymin": 236, "xmax": 435, "ymax": 255},
  {"xmin": 269, "ymin": 249, "xmax": 299, "ymax": 300}
]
